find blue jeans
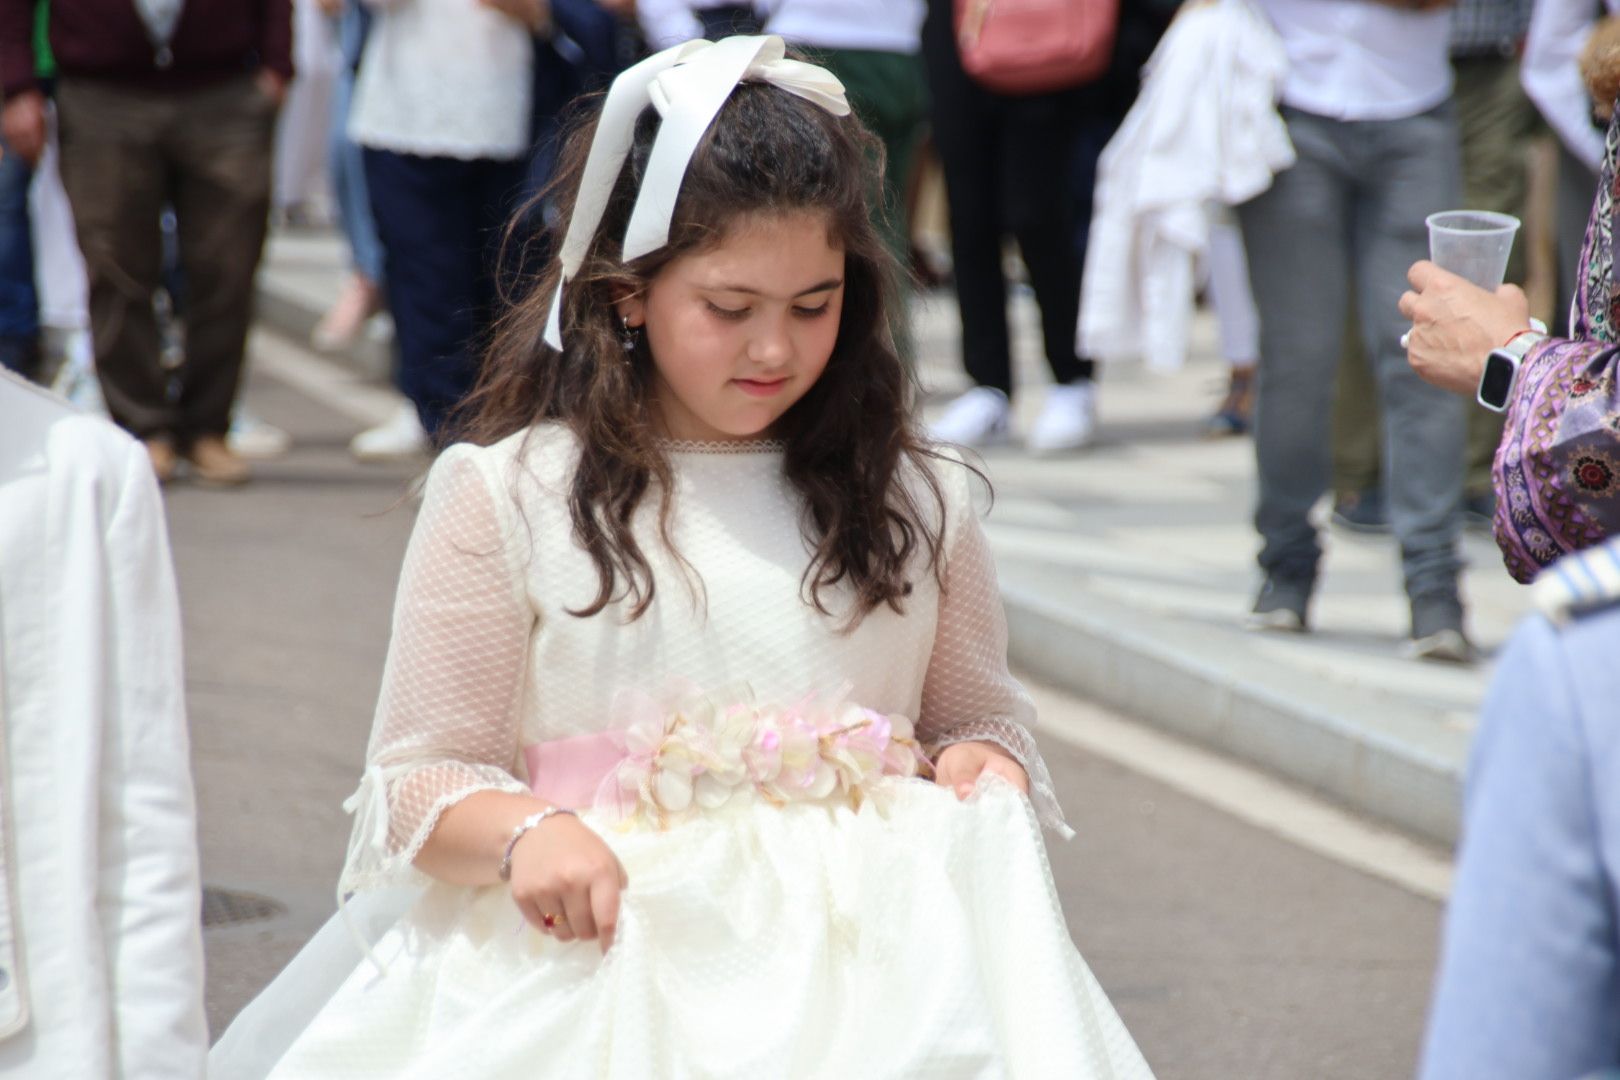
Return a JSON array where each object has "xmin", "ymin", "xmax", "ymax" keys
[
  {"xmin": 0, "ymin": 132, "xmax": 39, "ymax": 357},
  {"xmin": 330, "ymin": 1, "xmax": 384, "ymax": 284},
  {"xmin": 1238, "ymin": 104, "xmax": 1466, "ymax": 601}
]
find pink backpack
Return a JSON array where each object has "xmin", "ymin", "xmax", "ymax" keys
[{"xmin": 954, "ymin": 0, "xmax": 1120, "ymax": 96}]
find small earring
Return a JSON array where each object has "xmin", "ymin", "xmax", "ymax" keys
[{"xmin": 619, "ymin": 316, "xmax": 640, "ymax": 353}]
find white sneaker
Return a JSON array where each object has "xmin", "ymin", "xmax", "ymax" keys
[
  {"xmin": 228, "ymin": 409, "xmax": 292, "ymax": 459},
  {"xmin": 350, "ymin": 404, "xmax": 430, "ymax": 462},
  {"xmin": 1026, "ymin": 381, "xmax": 1097, "ymax": 454},
  {"xmin": 929, "ymin": 386, "xmax": 1011, "ymax": 448}
]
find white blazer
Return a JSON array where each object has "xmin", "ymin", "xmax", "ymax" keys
[
  {"xmin": 0, "ymin": 371, "xmax": 206, "ymax": 1079},
  {"xmin": 1078, "ymin": 0, "xmax": 1294, "ymax": 373}
]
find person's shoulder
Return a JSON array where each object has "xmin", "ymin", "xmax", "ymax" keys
[
  {"xmin": 909, "ymin": 442, "xmax": 975, "ymax": 490},
  {"xmin": 0, "ymin": 369, "xmax": 143, "ymax": 483},
  {"xmin": 433, "ymin": 423, "xmax": 579, "ymax": 502},
  {"xmin": 1521, "ymin": 539, "xmax": 1620, "ymax": 722},
  {"xmin": 1532, "ymin": 536, "xmax": 1620, "ymax": 628}
]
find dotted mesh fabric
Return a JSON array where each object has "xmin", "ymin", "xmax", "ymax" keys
[
  {"xmin": 340, "ymin": 448, "xmax": 533, "ymax": 896},
  {"xmin": 339, "ymin": 430, "xmax": 1070, "ymax": 898},
  {"xmin": 918, "ymin": 475, "xmax": 1070, "ymax": 836}
]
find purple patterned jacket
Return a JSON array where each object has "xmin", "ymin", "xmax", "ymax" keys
[{"xmin": 1495, "ymin": 111, "xmax": 1620, "ymax": 583}]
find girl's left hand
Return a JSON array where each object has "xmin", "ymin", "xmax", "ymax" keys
[{"xmin": 934, "ymin": 741, "xmax": 1029, "ymax": 800}]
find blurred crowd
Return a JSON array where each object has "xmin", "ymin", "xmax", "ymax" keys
[{"xmin": 0, "ymin": 0, "xmax": 1613, "ymax": 655}]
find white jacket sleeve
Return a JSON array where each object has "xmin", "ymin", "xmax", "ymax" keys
[{"xmin": 98, "ymin": 440, "xmax": 208, "ymax": 1079}]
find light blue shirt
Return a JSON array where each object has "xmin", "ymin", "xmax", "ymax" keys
[{"xmin": 1420, "ymin": 600, "xmax": 1620, "ymax": 1079}]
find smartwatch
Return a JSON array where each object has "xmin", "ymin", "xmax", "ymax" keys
[{"xmin": 1477, "ymin": 320, "xmax": 1548, "ymax": 413}]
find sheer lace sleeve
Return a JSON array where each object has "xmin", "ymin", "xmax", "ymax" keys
[
  {"xmin": 917, "ymin": 456, "xmax": 1072, "ymax": 837},
  {"xmin": 339, "ymin": 444, "xmax": 536, "ymax": 898}
]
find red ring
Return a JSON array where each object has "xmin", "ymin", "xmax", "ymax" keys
[{"xmin": 542, "ymin": 913, "xmax": 558, "ymax": 929}]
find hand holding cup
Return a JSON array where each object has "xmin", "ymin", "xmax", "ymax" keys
[{"xmin": 1398, "ymin": 261, "xmax": 1531, "ymax": 396}]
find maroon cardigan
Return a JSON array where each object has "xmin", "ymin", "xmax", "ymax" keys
[{"xmin": 0, "ymin": 0, "xmax": 293, "ymax": 99}]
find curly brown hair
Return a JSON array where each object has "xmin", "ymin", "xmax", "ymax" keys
[{"xmin": 453, "ymin": 74, "xmax": 961, "ymax": 625}]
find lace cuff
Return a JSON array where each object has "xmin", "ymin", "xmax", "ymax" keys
[{"xmin": 338, "ymin": 761, "xmax": 530, "ymax": 898}]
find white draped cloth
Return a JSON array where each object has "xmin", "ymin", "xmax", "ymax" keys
[
  {"xmin": 1078, "ymin": 0, "xmax": 1293, "ymax": 373},
  {"xmin": 212, "ymin": 426, "xmax": 1153, "ymax": 1079}
]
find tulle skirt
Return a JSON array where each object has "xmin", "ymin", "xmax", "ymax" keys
[{"xmin": 216, "ymin": 779, "xmax": 1153, "ymax": 1079}]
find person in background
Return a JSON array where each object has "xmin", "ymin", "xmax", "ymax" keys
[
  {"xmin": 1330, "ymin": 0, "xmax": 1540, "ymax": 538},
  {"xmin": 0, "ymin": 2, "xmax": 47, "ymax": 382},
  {"xmin": 272, "ymin": 0, "xmax": 341, "ymax": 226},
  {"xmin": 754, "ymin": 0, "xmax": 928, "ymax": 271},
  {"xmin": 346, "ymin": 0, "xmax": 620, "ymax": 462},
  {"xmin": 1400, "ymin": 22, "xmax": 1620, "ymax": 582},
  {"xmin": 1522, "ymin": 0, "xmax": 1617, "ymax": 336},
  {"xmin": 343, "ymin": 0, "xmax": 543, "ymax": 461},
  {"xmin": 311, "ymin": 0, "xmax": 385, "ymax": 355},
  {"xmin": 919, "ymin": 0, "xmax": 1097, "ymax": 453},
  {"xmin": 1418, "ymin": 536, "xmax": 1620, "ymax": 1080},
  {"xmin": 0, "ymin": 0, "xmax": 292, "ymax": 486},
  {"xmin": 1204, "ymin": 218, "xmax": 1260, "ymax": 438},
  {"xmin": 636, "ymin": 0, "xmax": 759, "ymax": 45},
  {"xmin": 0, "ymin": 367, "xmax": 207, "ymax": 1078},
  {"xmin": 1239, "ymin": 0, "xmax": 1470, "ymax": 663}
]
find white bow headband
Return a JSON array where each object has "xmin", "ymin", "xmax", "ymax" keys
[{"xmin": 542, "ymin": 35, "xmax": 851, "ymax": 350}]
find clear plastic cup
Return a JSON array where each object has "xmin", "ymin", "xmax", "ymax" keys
[{"xmin": 1426, "ymin": 210, "xmax": 1521, "ymax": 291}]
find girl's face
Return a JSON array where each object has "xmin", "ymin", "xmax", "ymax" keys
[{"xmin": 620, "ymin": 212, "xmax": 845, "ymax": 442}]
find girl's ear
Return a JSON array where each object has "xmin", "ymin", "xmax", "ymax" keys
[{"xmin": 614, "ymin": 293, "xmax": 648, "ymax": 330}]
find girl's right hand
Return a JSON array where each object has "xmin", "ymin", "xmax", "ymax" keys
[{"xmin": 508, "ymin": 814, "xmax": 628, "ymax": 953}]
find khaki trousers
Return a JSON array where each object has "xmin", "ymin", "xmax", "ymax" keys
[{"xmin": 56, "ymin": 76, "xmax": 275, "ymax": 442}]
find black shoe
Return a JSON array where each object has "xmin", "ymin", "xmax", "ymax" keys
[
  {"xmin": 1331, "ymin": 488, "xmax": 1390, "ymax": 535},
  {"xmin": 1461, "ymin": 491, "xmax": 1495, "ymax": 533},
  {"xmin": 1405, "ymin": 592, "xmax": 1474, "ymax": 664},
  {"xmin": 1247, "ymin": 574, "xmax": 1313, "ymax": 633}
]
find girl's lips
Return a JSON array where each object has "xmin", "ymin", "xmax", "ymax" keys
[{"xmin": 733, "ymin": 377, "xmax": 789, "ymax": 397}]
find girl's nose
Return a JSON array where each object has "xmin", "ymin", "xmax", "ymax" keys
[{"xmin": 747, "ymin": 313, "xmax": 794, "ymax": 368}]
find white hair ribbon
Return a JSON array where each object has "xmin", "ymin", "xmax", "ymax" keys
[{"xmin": 543, "ymin": 35, "xmax": 851, "ymax": 349}]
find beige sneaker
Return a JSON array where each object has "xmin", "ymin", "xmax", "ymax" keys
[
  {"xmin": 187, "ymin": 435, "xmax": 251, "ymax": 486},
  {"xmin": 144, "ymin": 436, "xmax": 178, "ymax": 484}
]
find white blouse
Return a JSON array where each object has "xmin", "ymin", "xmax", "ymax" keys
[
  {"xmin": 340, "ymin": 425, "xmax": 1066, "ymax": 898},
  {"xmin": 349, "ymin": 0, "xmax": 535, "ymax": 161}
]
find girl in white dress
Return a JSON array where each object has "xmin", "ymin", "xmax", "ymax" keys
[{"xmin": 214, "ymin": 35, "xmax": 1153, "ymax": 1080}]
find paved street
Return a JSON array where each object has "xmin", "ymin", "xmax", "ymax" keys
[{"xmin": 180, "ymin": 332, "xmax": 1445, "ymax": 1079}]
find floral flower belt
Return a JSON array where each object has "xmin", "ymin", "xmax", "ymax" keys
[{"xmin": 524, "ymin": 682, "xmax": 931, "ymax": 830}]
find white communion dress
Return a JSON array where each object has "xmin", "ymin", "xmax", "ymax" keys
[{"xmin": 212, "ymin": 425, "xmax": 1153, "ymax": 1079}]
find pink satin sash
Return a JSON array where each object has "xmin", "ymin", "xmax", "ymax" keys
[{"xmin": 524, "ymin": 731, "xmax": 629, "ymax": 809}]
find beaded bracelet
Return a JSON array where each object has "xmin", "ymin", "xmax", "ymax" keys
[{"xmin": 497, "ymin": 806, "xmax": 576, "ymax": 882}]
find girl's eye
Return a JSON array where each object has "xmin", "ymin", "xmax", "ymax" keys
[
  {"xmin": 705, "ymin": 302, "xmax": 749, "ymax": 321},
  {"xmin": 793, "ymin": 302, "xmax": 831, "ymax": 319}
]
